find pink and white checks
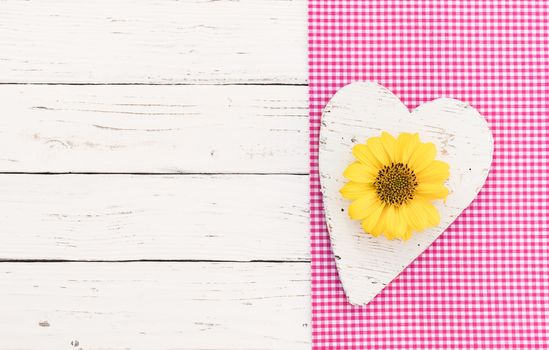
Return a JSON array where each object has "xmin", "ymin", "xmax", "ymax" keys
[{"xmin": 309, "ymin": 1, "xmax": 549, "ymax": 349}]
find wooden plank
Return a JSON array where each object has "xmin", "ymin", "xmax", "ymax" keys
[
  {"xmin": 0, "ymin": 262, "xmax": 310, "ymax": 350},
  {"xmin": 0, "ymin": 0, "xmax": 306, "ymax": 84},
  {"xmin": 0, "ymin": 84, "xmax": 308, "ymax": 173},
  {"xmin": 0, "ymin": 174, "xmax": 308, "ymax": 261}
]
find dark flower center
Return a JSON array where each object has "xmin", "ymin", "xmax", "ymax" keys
[{"xmin": 374, "ymin": 162, "xmax": 418, "ymax": 206}]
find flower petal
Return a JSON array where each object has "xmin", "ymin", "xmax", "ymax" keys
[
  {"xmin": 395, "ymin": 133, "xmax": 421, "ymax": 163},
  {"xmin": 352, "ymin": 144, "xmax": 381, "ymax": 168},
  {"xmin": 408, "ymin": 142, "xmax": 436, "ymax": 173},
  {"xmin": 416, "ymin": 160, "xmax": 450, "ymax": 183},
  {"xmin": 383, "ymin": 206, "xmax": 398, "ymax": 240},
  {"xmin": 415, "ymin": 182, "xmax": 449, "ymax": 200},
  {"xmin": 340, "ymin": 182, "xmax": 375, "ymax": 200},
  {"xmin": 366, "ymin": 136, "xmax": 391, "ymax": 165},
  {"xmin": 380, "ymin": 132, "xmax": 397, "ymax": 163},
  {"xmin": 371, "ymin": 206, "xmax": 388, "ymax": 237},
  {"xmin": 348, "ymin": 191, "xmax": 379, "ymax": 220},
  {"xmin": 416, "ymin": 200, "xmax": 441, "ymax": 227},
  {"xmin": 361, "ymin": 201, "xmax": 385, "ymax": 236},
  {"xmin": 401, "ymin": 227, "xmax": 413, "ymax": 240},
  {"xmin": 343, "ymin": 162, "xmax": 378, "ymax": 183},
  {"xmin": 392, "ymin": 206, "xmax": 408, "ymax": 239},
  {"xmin": 401, "ymin": 201, "xmax": 427, "ymax": 232}
]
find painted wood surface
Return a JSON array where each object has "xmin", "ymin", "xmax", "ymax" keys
[
  {"xmin": 0, "ymin": 0, "xmax": 310, "ymax": 347},
  {"xmin": 0, "ymin": 262, "xmax": 309, "ymax": 350},
  {"xmin": 319, "ymin": 82, "xmax": 493, "ymax": 305},
  {"xmin": 0, "ymin": 85, "xmax": 308, "ymax": 173},
  {"xmin": 0, "ymin": 0, "xmax": 307, "ymax": 84},
  {"xmin": 0, "ymin": 174, "xmax": 308, "ymax": 261}
]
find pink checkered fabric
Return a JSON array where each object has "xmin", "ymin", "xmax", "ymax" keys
[{"xmin": 309, "ymin": 1, "xmax": 549, "ymax": 349}]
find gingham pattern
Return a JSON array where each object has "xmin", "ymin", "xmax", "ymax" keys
[{"xmin": 309, "ymin": 1, "xmax": 549, "ymax": 348}]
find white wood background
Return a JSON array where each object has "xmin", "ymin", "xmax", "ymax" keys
[{"xmin": 0, "ymin": 1, "xmax": 309, "ymax": 349}]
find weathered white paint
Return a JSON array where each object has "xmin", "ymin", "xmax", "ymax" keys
[
  {"xmin": 0, "ymin": 85, "xmax": 308, "ymax": 173},
  {"xmin": 0, "ymin": 0, "xmax": 306, "ymax": 84},
  {"xmin": 0, "ymin": 174, "xmax": 308, "ymax": 261},
  {"xmin": 0, "ymin": 262, "xmax": 310, "ymax": 350},
  {"xmin": 319, "ymin": 82, "xmax": 493, "ymax": 305},
  {"xmin": 0, "ymin": 0, "xmax": 311, "ymax": 346}
]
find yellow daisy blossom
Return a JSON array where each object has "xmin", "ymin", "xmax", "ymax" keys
[{"xmin": 340, "ymin": 132, "xmax": 450, "ymax": 240}]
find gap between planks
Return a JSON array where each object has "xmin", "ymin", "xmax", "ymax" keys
[
  {"xmin": 0, "ymin": 82, "xmax": 309, "ymax": 86},
  {"xmin": 0, "ymin": 259, "xmax": 310, "ymax": 263},
  {"xmin": 0, "ymin": 172, "xmax": 309, "ymax": 175}
]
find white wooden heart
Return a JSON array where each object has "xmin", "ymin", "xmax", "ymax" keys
[{"xmin": 319, "ymin": 82, "xmax": 493, "ymax": 306}]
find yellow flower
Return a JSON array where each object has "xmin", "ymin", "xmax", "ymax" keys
[{"xmin": 340, "ymin": 132, "xmax": 450, "ymax": 240}]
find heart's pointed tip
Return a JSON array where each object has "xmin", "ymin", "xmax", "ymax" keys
[
  {"xmin": 342, "ymin": 275, "xmax": 389, "ymax": 306},
  {"xmin": 347, "ymin": 298, "xmax": 368, "ymax": 307},
  {"xmin": 346, "ymin": 289, "xmax": 380, "ymax": 307}
]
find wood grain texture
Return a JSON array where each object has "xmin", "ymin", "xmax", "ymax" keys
[
  {"xmin": 0, "ymin": 84, "xmax": 308, "ymax": 173},
  {"xmin": 0, "ymin": 0, "xmax": 311, "ymax": 346},
  {"xmin": 0, "ymin": 174, "xmax": 308, "ymax": 261},
  {"xmin": 0, "ymin": 0, "xmax": 306, "ymax": 84},
  {"xmin": 0, "ymin": 262, "xmax": 310, "ymax": 350},
  {"xmin": 319, "ymin": 82, "xmax": 493, "ymax": 305}
]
